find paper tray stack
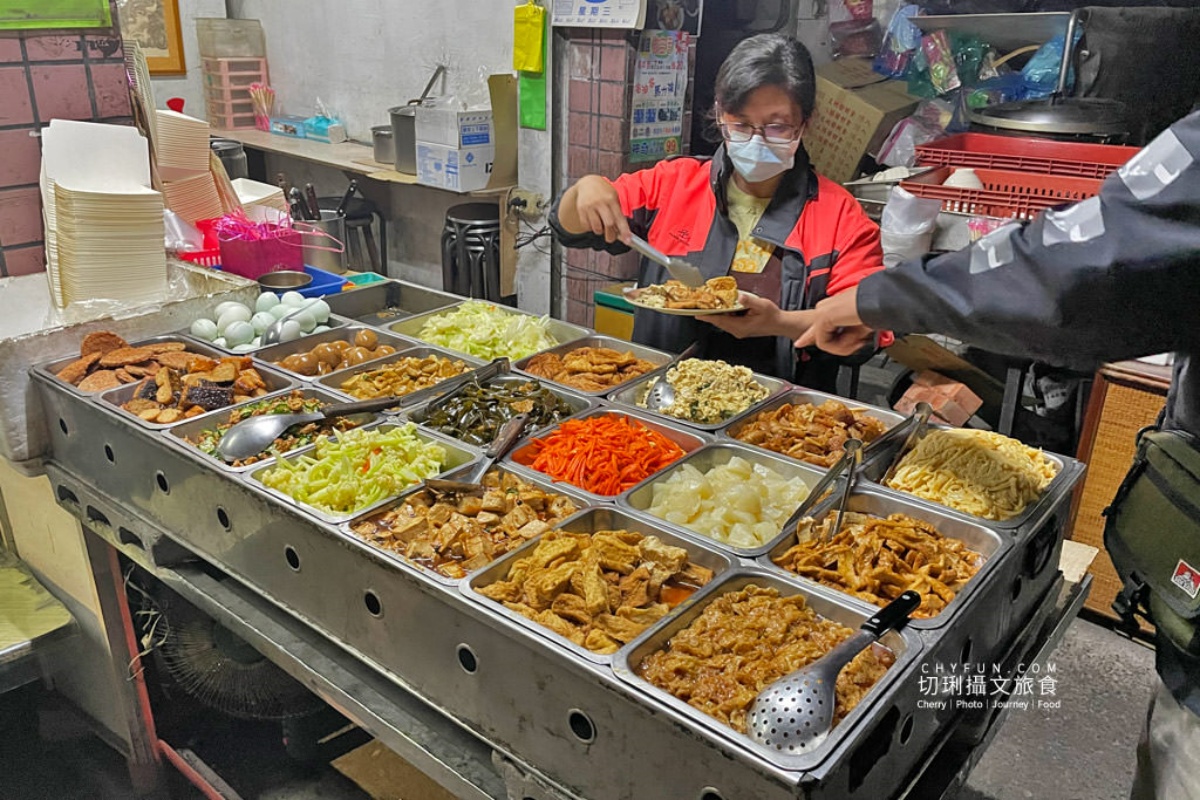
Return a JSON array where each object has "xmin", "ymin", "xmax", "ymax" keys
[
  {"xmin": 40, "ymin": 120, "xmax": 167, "ymax": 308},
  {"xmin": 155, "ymin": 109, "xmax": 225, "ymax": 223}
]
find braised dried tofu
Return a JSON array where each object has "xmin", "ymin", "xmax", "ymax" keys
[{"xmin": 475, "ymin": 528, "xmax": 714, "ymax": 654}]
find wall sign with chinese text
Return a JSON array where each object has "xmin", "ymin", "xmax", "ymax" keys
[
  {"xmin": 629, "ymin": 29, "xmax": 688, "ymax": 164},
  {"xmin": 552, "ymin": 0, "xmax": 646, "ymax": 28}
]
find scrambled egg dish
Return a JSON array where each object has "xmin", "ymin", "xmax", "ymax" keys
[{"xmin": 638, "ymin": 358, "xmax": 769, "ymax": 424}]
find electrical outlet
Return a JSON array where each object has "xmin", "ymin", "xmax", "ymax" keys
[{"xmin": 507, "ymin": 187, "xmax": 545, "ymax": 216}]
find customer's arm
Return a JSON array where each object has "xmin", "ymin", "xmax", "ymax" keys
[{"xmin": 802, "ymin": 110, "xmax": 1200, "ymax": 366}]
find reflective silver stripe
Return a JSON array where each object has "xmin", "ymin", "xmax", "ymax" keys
[
  {"xmin": 1119, "ymin": 130, "xmax": 1194, "ymax": 201},
  {"xmin": 1043, "ymin": 196, "xmax": 1105, "ymax": 246},
  {"xmin": 969, "ymin": 223, "xmax": 1021, "ymax": 274}
]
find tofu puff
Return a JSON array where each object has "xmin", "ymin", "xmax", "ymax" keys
[
  {"xmin": 475, "ymin": 529, "xmax": 715, "ymax": 654},
  {"xmin": 350, "ymin": 470, "xmax": 581, "ymax": 579}
]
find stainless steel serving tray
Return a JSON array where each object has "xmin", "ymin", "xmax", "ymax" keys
[
  {"xmin": 859, "ymin": 423, "xmax": 1086, "ymax": 533},
  {"xmin": 759, "ymin": 483, "xmax": 1011, "ymax": 631},
  {"xmin": 165, "ymin": 386, "xmax": 379, "ymax": 474},
  {"xmin": 504, "ymin": 407, "xmax": 711, "ymax": 505},
  {"xmin": 340, "ymin": 465, "xmax": 597, "ymax": 588},
  {"xmin": 606, "ymin": 360, "xmax": 789, "ymax": 432},
  {"xmin": 179, "ymin": 313, "xmax": 351, "ymax": 355},
  {"xmin": 463, "ymin": 506, "xmax": 736, "ymax": 665},
  {"xmin": 406, "ymin": 374, "xmax": 597, "ymax": 446},
  {"xmin": 94, "ymin": 343, "xmax": 297, "ymax": 432},
  {"xmin": 245, "ymin": 422, "xmax": 479, "ymax": 526},
  {"xmin": 611, "ymin": 566, "xmax": 921, "ymax": 773},
  {"xmin": 510, "ymin": 335, "xmax": 674, "ymax": 398},
  {"xmin": 32, "ymin": 334, "xmax": 233, "ymax": 399},
  {"xmin": 322, "ymin": 279, "xmax": 460, "ymax": 327},
  {"xmin": 315, "ymin": 345, "xmax": 485, "ymax": 405},
  {"xmin": 387, "ymin": 301, "xmax": 591, "ymax": 362},
  {"xmin": 619, "ymin": 441, "xmax": 827, "ymax": 559},
  {"xmin": 720, "ymin": 387, "xmax": 908, "ymax": 468},
  {"xmin": 253, "ymin": 325, "xmax": 415, "ymax": 381}
]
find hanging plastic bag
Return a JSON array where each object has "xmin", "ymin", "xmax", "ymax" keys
[
  {"xmin": 513, "ymin": 1, "xmax": 546, "ymax": 74},
  {"xmin": 1021, "ymin": 30, "xmax": 1080, "ymax": 99},
  {"xmin": 874, "ymin": 4, "xmax": 922, "ymax": 79}
]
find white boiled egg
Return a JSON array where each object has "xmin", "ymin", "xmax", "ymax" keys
[
  {"xmin": 190, "ymin": 318, "xmax": 219, "ymax": 341},
  {"xmin": 255, "ymin": 292, "xmax": 281, "ymax": 313}
]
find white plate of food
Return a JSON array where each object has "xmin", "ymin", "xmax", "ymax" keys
[{"xmin": 623, "ymin": 277, "xmax": 749, "ymax": 316}]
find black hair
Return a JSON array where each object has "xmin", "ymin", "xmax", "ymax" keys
[{"xmin": 713, "ymin": 34, "xmax": 816, "ymax": 121}]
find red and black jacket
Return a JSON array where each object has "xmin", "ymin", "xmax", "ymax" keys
[{"xmin": 551, "ymin": 146, "xmax": 884, "ymax": 385}]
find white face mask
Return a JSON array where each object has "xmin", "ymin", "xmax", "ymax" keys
[{"xmin": 726, "ymin": 135, "xmax": 800, "ymax": 183}]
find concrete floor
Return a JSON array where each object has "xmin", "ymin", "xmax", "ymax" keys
[{"xmin": 0, "ymin": 616, "xmax": 1159, "ymax": 800}]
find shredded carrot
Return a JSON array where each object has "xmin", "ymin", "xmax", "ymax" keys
[{"xmin": 526, "ymin": 415, "xmax": 686, "ymax": 495}]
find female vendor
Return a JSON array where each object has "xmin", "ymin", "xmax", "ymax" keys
[{"xmin": 551, "ymin": 33, "xmax": 887, "ymax": 390}]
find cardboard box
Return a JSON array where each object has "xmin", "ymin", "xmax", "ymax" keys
[
  {"xmin": 415, "ymin": 141, "xmax": 496, "ymax": 193},
  {"xmin": 414, "ymin": 104, "xmax": 494, "ymax": 148},
  {"xmin": 805, "ymin": 57, "xmax": 919, "ymax": 184}
]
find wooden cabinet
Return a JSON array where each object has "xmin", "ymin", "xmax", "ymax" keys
[{"xmin": 1069, "ymin": 360, "xmax": 1170, "ymax": 624}]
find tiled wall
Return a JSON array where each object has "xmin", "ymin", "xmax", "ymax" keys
[
  {"xmin": 0, "ymin": 12, "xmax": 131, "ymax": 279},
  {"xmin": 561, "ymin": 29, "xmax": 696, "ymax": 327}
]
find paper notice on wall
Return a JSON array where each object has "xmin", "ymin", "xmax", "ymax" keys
[
  {"xmin": 629, "ymin": 30, "xmax": 688, "ymax": 164},
  {"xmin": 552, "ymin": 0, "xmax": 646, "ymax": 28}
]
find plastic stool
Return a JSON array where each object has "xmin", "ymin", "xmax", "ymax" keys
[
  {"xmin": 317, "ymin": 196, "xmax": 387, "ymax": 273},
  {"xmin": 441, "ymin": 203, "xmax": 507, "ymax": 304}
]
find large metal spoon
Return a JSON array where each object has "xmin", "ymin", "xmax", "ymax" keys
[
  {"xmin": 642, "ymin": 341, "xmax": 701, "ymax": 413},
  {"xmin": 747, "ymin": 590, "xmax": 921, "ymax": 754},
  {"xmin": 216, "ymin": 395, "xmax": 402, "ymax": 463},
  {"xmin": 260, "ymin": 300, "xmax": 320, "ymax": 346},
  {"xmin": 424, "ymin": 412, "xmax": 530, "ymax": 495}
]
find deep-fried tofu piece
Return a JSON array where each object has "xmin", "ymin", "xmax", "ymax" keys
[
  {"xmin": 501, "ymin": 502, "xmax": 538, "ymax": 532},
  {"xmin": 551, "ymin": 593, "xmax": 592, "ymax": 626},
  {"xmin": 529, "ymin": 535, "xmax": 579, "ymax": 570},
  {"xmin": 593, "ymin": 612, "xmax": 646, "ymax": 643},
  {"xmin": 534, "ymin": 609, "xmax": 585, "ymax": 646},
  {"xmin": 615, "ymin": 602, "xmax": 669, "ymax": 627},
  {"xmin": 639, "ymin": 535, "xmax": 688, "ymax": 574},
  {"xmin": 590, "ymin": 532, "xmax": 641, "ymax": 575},
  {"xmin": 208, "ymin": 361, "xmax": 238, "ymax": 384},
  {"xmin": 516, "ymin": 519, "xmax": 552, "ymax": 540},
  {"xmin": 584, "ymin": 629, "xmax": 621, "ymax": 654},
  {"xmin": 156, "ymin": 408, "xmax": 183, "ymax": 424},
  {"xmin": 619, "ymin": 566, "xmax": 654, "ymax": 608},
  {"xmin": 156, "ymin": 351, "xmax": 197, "ymax": 371},
  {"xmin": 522, "ymin": 561, "xmax": 577, "ymax": 610}
]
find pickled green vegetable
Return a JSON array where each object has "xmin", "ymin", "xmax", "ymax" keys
[{"xmin": 423, "ymin": 380, "xmax": 575, "ymax": 446}]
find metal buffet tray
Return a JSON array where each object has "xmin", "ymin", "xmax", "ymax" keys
[
  {"xmin": 339, "ymin": 465, "xmax": 598, "ymax": 588},
  {"xmin": 315, "ymin": 345, "xmax": 485, "ymax": 405},
  {"xmin": 33, "ymin": 334, "xmax": 232, "ymax": 399},
  {"xmin": 322, "ymin": 279, "xmax": 460, "ymax": 327},
  {"xmin": 253, "ymin": 325, "xmax": 415, "ymax": 381},
  {"xmin": 503, "ymin": 407, "xmax": 711, "ymax": 505},
  {"xmin": 165, "ymin": 386, "xmax": 380, "ymax": 474},
  {"xmin": 405, "ymin": 374, "xmax": 597, "ymax": 444},
  {"xmin": 860, "ymin": 423, "xmax": 1086, "ymax": 533},
  {"xmin": 759, "ymin": 483, "xmax": 1011, "ymax": 632},
  {"xmin": 510, "ymin": 334, "xmax": 675, "ymax": 398},
  {"xmin": 720, "ymin": 387, "xmax": 908, "ymax": 469},
  {"xmin": 463, "ymin": 506, "xmax": 736, "ymax": 665},
  {"xmin": 179, "ymin": 314, "xmax": 351, "ymax": 355},
  {"xmin": 611, "ymin": 567, "xmax": 922, "ymax": 773},
  {"xmin": 607, "ymin": 361, "xmax": 789, "ymax": 432},
  {"xmin": 94, "ymin": 342, "xmax": 297, "ymax": 432},
  {"xmin": 387, "ymin": 301, "xmax": 591, "ymax": 362},
  {"xmin": 245, "ymin": 422, "xmax": 479, "ymax": 526},
  {"xmin": 619, "ymin": 441, "xmax": 827, "ymax": 559}
]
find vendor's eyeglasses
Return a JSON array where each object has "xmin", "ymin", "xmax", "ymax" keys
[{"xmin": 719, "ymin": 121, "xmax": 801, "ymax": 144}]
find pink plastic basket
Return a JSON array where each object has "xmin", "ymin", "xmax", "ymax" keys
[{"xmin": 218, "ymin": 227, "xmax": 303, "ymax": 279}]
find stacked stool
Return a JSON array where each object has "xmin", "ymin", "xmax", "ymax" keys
[{"xmin": 441, "ymin": 203, "xmax": 509, "ymax": 304}]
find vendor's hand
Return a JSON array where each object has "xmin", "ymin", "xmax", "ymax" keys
[
  {"xmin": 560, "ymin": 175, "xmax": 631, "ymax": 244},
  {"xmin": 795, "ymin": 288, "xmax": 876, "ymax": 356},
  {"xmin": 704, "ymin": 292, "xmax": 790, "ymax": 338}
]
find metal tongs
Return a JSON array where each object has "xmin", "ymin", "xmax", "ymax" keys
[
  {"xmin": 778, "ymin": 438, "xmax": 864, "ymax": 543},
  {"xmin": 395, "ymin": 357, "xmax": 510, "ymax": 411},
  {"xmin": 423, "ymin": 412, "xmax": 530, "ymax": 495},
  {"xmin": 627, "ymin": 235, "xmax": 706, "ymax": 288},
  {"xmin": 878, "ymin": 401, "xmax": 934, "ymax": 485}
]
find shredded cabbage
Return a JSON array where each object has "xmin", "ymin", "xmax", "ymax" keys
[
  {"xmin": 417, "ymin": 300, "xmax": 558, "ymax": 360},
  {"xmin": 260, "ymin": 423, "xmax": 446, "ymax": 515}
]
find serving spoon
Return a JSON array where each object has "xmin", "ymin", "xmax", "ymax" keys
[
  {"xmin": 423, "ymin": 412, "xmax": 530, "ymax": 495},
  {"xmin": 641, "ymin": 341, "xmax": 701, "ymax": 413},
  {"xmin": 216, "ymin": 396, "xmax": 401, "ymax": 463}
]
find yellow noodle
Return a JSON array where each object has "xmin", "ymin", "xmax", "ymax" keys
[{"xmin": 885, "ymin": 429, "xmax": 1058, "ymax": 521}]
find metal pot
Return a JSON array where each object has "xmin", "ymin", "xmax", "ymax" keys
[
  {"xmin": 371, "ymin": 125, "xmax": 394, "ymax": 165},
  {"xmin": 389, "ymin": 106, "xmax": 417, "ymax": 175}
]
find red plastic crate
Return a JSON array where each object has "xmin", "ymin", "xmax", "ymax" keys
[
  {"xmin": 915, "ymin": 133, "xmax": 1137, "ymax": 180},
  {"xmin": 900, "ymin": 165, "xmax": 1103, "ymax": 220}
]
